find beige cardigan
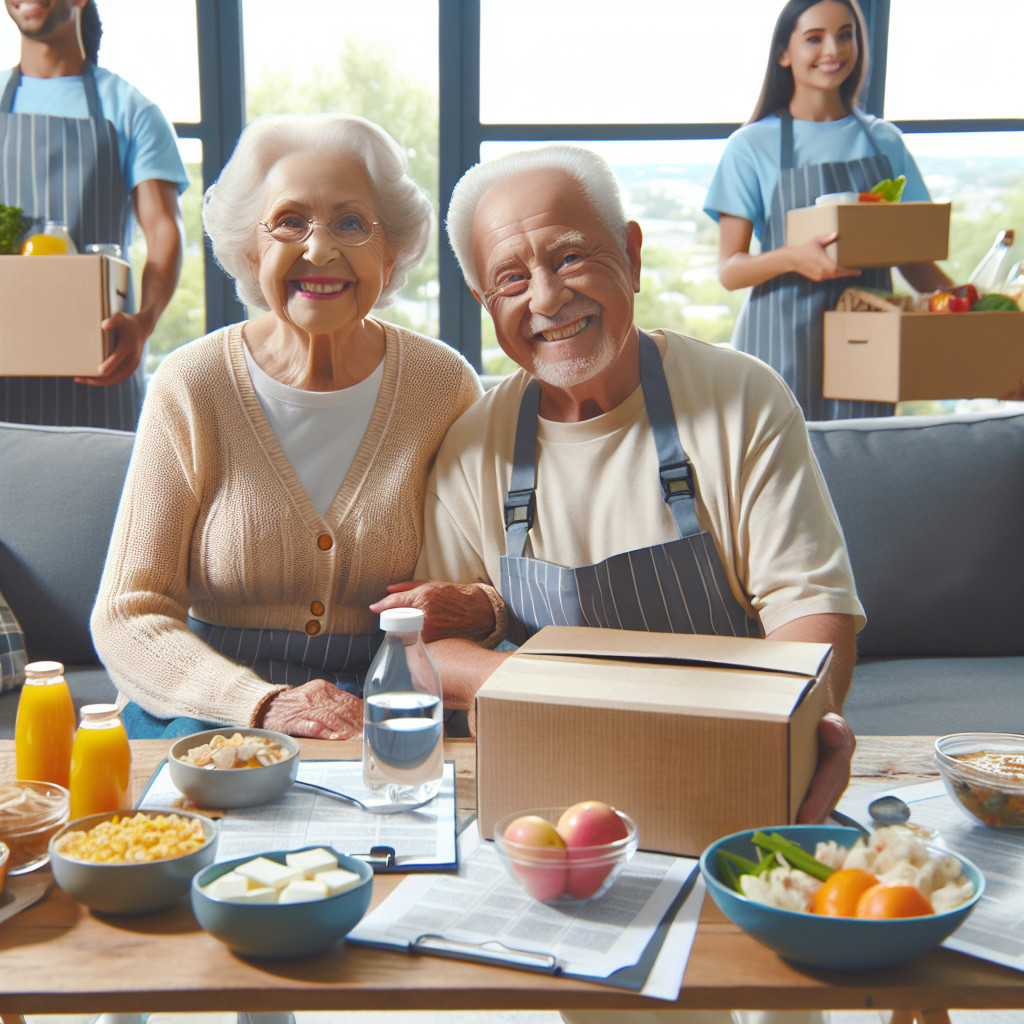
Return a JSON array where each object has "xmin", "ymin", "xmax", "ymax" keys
[{"xmin": 91, "ymin": 321, "xmax": 482, "ymax": 726}]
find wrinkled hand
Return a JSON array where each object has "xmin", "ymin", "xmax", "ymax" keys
[
  {"xmin": 74, "ymin": 310, "xmax": 149, "ymax": 387},
  {"xmin": 260, "ymin": 678, "xmax": 363, "ymax": 740},
  {"xmin": 370, "ymin": 580, "xmax": 496, "ymax": 644},
  {"xmin": 797, "ymin": 712, "xmax": 856, "ymax": 824},
  {"xmin": 791, "ymin": 233, "xmax": 861, "ymax": 283}
]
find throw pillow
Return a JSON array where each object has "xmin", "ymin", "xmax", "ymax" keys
[{"xmin": 0, "ymin": 588, "xmax": 27, "ymax": 692}]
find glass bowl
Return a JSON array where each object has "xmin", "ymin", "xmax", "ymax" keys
[
  {"xmin": 0, "ymin": 780, "xmax": 70, "ymax": 874},
  {"xmin": 935, "ymin": 732, "xmax": 1024, "ymax": 828},
  {"xmin": 493, "ymin": 805, "xmax": 638, "ymax": 904}
]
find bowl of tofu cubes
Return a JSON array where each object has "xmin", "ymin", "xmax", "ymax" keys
[{"xmin": 191, "ymin": 845, "xmax": 373, "ymax": 958}]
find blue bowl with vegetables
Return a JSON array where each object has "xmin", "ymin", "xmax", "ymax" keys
[{"xmin": 699, "ymin": 825, "xmax": 984, "ymax": 971}]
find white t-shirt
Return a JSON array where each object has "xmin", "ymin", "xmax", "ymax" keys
[{"xmin": 244, "ymin": 346, "xmax": 383, "ymax": 516}]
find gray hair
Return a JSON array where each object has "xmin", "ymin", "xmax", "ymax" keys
[
  {"xmin": 446, "ymin": 145, "xmax": 629, "ymax": 298},
  {"xmin": 202, "ymin": 113, "xmax": 433, "ymax": 311}
]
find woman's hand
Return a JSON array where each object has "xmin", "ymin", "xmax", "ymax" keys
[
  {"xmin": 787, "ymin": 233, "xmax": 861, "ymax": 283},
  {"xmin": 370, "ymin": 580, "xmax": 497, "ymax": 643},
  {"xmin": 260, "ymin": 678, "xmax": 363, "ymax": 739},
  {"xmin": 796, "ymin": 712, "xmax": 856, "ymax": 823}
]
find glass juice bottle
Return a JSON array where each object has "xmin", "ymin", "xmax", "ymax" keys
[
  {"xmin": 15, "ymin": 661, "xmax": 75, "ymax": 788},
  {"xmin": 69, "ymin": 704, "xmax": 132, "ymax": 819},
  {"xmin": 362, "ymin": 608, "xmax": 443, "ymax": 806}
]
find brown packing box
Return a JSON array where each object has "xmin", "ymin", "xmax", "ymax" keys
[
  {"xmin": 786, "ymin": 201, "xmax": 950, "ymax": 267},
  {"xmin": 475, "ymin": 626, "xmax": 832, "ymax": 857},
  {"xmin": 824, "ymin": 310, "xmax": 1024, "ymax": 402},
  {"xmin": 0, "ymin": 254, "xmax": 130, "ymax": 376}
]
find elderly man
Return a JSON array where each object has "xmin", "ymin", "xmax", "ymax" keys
[{"xmin": 373, "ymin": 144, "xmax": 864, "ymax": 822}]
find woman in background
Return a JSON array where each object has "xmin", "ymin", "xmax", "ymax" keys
[
  {"xmin": 91, "ymin": 112, "xmax": 481, "ymax": 739},
  {"xmin": 704, "ymin": 0, "xmax": 950, "ymax": 420}
]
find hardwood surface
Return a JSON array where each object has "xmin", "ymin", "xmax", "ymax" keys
[{"xmin": 0, "ymin": 736, "xmax": 1021, "ymax": 1017}]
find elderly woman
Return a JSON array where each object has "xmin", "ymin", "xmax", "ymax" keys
[{"xmin": 90, "ymin": 113, "xmax": 482, "ymax": 740}]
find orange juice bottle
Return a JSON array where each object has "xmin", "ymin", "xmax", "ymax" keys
[
  {"xmin": 15, "ymin": 661, "xmax": 75, "ymax": 788},
  {"xmin": 69, "ymin": 704, "xmax": 132, "ymax": 819}
]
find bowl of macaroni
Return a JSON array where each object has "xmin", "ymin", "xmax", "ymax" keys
[
  {"xmin": 168, "ymin": 728, "xmax": 300, "ymax": 809},
  {"xmin": 49, "ymin": 808, "xmax": 218, "ymax": 914}
]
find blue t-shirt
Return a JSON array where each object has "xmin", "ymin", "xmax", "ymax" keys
[
  {"xmin": 0, "ymin": 64, "xmax": 190, "ymax": 198},
  {"xmin": 703, "ymin": 112, "xmax": 931, "ymax": 245}
]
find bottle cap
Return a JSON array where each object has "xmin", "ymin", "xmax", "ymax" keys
[
  {"xmin": 379, "ymin": 607, "xmax": 425, "ymax": 632},
  {"xmin": 25, "ymin": 660, "xmax": 65, "ymax": 678},
  {"xmin": 79, "ymin": 704, "xmax": 121, "ymax": 724}
]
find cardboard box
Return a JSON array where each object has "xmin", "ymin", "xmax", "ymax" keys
[
  {"xmin": 824, "ymin": 310, "xmax": 1024, "ymax": 402},
  {"xmin": 0, "ymin": 254, "xmax": 130, "ymax": 376},
  {"xmin": 786, "ymin": 201, "xmax": 950, "ymax": 267},
  {"xmin": 475, "ymin": 626, "xmax": 832, "ymax": 857}
]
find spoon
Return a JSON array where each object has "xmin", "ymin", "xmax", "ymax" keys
[
  {"xmin": 294, "ymin": 780, "xmax": 436, "ymax": 815},
  {"xmin": 869, "ymin": 794, "xmax": 937, "ymax": 840}
]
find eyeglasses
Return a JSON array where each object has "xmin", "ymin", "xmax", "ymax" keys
[{"xmin": 259, "ymin": 213, "xmax": 382, "ymax": 248}]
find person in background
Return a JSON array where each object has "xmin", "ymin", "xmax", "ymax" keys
[
  {"xmin": 90, "ymin": 112, "xmax": 481, "ymax": 741},
  {"xmin": 703, "ymin": 0, "xmax": 951, "ymax": 420},
  {"xmin": 0, "ymin": 0, "xmax": 188, "ymax": 429},
  {"xmin": 372, "ymin": 143, "xmax": 864, "ymax": 828}
]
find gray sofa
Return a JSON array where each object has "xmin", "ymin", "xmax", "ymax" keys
[{"xmin": 1, "ymin": 409, "xmax": 1022, "ymax": 738}]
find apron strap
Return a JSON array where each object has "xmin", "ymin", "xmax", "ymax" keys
[
  {"xmin": 638, "ymin": 330, "xmax": 701, "ymax": 538},
  {"xmin": 504, "ymin": 378, "xmax": 541, "ymax": 559},
  {"xmin": 849, "ymin": 107, "xmax": 887, "ymax": 162},
  {"xmin": 780, "ymin": 109, "xmax": 795, "ymax": 171},
  {"xmin": 1, "ymin": 63, "xmax": 105, "ymax": 123}
]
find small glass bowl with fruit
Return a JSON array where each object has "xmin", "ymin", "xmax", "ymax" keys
[
  {"xmin": 493, "ymin": 801, "xmax": 638, "ymax": 904},
  {"xmin": 935, "ymin": 732, "xmax": 1024, "ymax": 828}
]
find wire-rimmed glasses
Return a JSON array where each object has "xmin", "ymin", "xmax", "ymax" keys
[{"xmin": 259, "ymin": 212, "xmax": 382, "ymax": 248}]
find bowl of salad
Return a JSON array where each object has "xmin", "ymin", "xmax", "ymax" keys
[{"xmin": 699, "ymin": 824, "xmax": 983, "ymax": 971}]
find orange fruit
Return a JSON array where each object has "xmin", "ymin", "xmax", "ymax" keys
[
  {"xmin": 21, "ymin": 233, "xmax": 68, "ymax": 255},
  {"xmin": 855, "ymin": 882, "xmax": 934, "ymax": 919},
  {"xmin": 810, "ymin": 868, "xmax": 879, "ymax": 917}
]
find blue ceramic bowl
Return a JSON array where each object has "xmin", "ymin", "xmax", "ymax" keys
[
  {"xmin": 191, "ymin": 847, "xmax": 373, "ymax": 959},
  {"xmin": 699, "ymin": 825, "xmax": 984, "ymax": 971}
]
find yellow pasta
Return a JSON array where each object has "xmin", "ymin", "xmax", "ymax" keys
[{"xmin": 54, "ymin": 812, "xmax": 208, "ymax": 864}]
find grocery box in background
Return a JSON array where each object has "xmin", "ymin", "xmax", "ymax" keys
[
  {"xmin": 475, "ymin": 627, "xmax": 832, "ymax": 857},
  {"xmin": 824, "ymin": 310, "xmax": 1024, "ymax": 402},
  {"xmin": 0, "ymin": 254, "xmax": 130, "ymax": 376},
  {"xmin": 786, "ymin": 201, "xmax": 950, "ymax": 267}
]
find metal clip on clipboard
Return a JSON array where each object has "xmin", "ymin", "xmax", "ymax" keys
[
  {"xmin": 410, "ymin": 934, "xmax": 562, "ymax": 974},
  {"xmin": 349, "ymin": 845, "xmax": 397, "ymax": 868}
]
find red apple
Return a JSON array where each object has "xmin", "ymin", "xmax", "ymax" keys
[
  {"xmin": 501, "ymin": 814, "xmax": 567, "ymax": 901},
  {"xmin": 556, "ymin": 801, "xmax": 629, "ymax": 899}
]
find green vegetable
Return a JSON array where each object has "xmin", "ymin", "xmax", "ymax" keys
[
  {"xmin": 0, "ymin": 204, "xmax": 29, "ymax": 255},
  {"xmin": 751, "ymin": 831, "xmax": 834, "ymax": 882},
  {"xmin": 869, "ymin": 175, "xmax": 907, "ymax": 203},
  {"xmin": 971, "ymin": 293, "xmax": 1019, "ymax": 311}
]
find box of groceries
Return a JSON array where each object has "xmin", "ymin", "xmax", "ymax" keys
[
  {"xmin": 0, "ymin": 254, "xmax": 130, "ymax": 376},
  {"xmin": 475, "ymin": 626, "xmax": 832, "ymax": 857}
]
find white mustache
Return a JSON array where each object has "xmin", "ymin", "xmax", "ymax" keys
[{"xmin": 527, "ymin": 297, "xmax": 600, "ymax": 336}]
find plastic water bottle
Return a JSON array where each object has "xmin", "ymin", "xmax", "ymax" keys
[
  {"xmin": 362, "ymin": 608, "xmax": 443, "ymax": 805},
  {"xmin": 968, "ymin": 229, "xmax": 1015, "ymax": 293}
]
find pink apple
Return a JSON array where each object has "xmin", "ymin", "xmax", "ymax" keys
[
  {"xmin": 556, "ymin": 801, "xmax": 629, "ymax": 899},
  {"xmin": 501, "ymin": 814, "xmax": 568, "ymax": 902}
]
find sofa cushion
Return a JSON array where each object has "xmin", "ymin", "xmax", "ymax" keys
[
  {"xmin": 0, "ymin": 422, "xmax": 135, "ymax": 665},
  {"xmin": 808, "ymin": 410, "xmax": 1024, "ymax": 657},
  {"xmin": 0, "ymin": 586, "xmax": 26, "ymax": 692}
]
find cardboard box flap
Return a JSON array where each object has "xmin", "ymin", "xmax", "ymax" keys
[
  {"xmin": 482, "ymin": 654, "xmax": 822, "ymax": 719},
  {"xmin": 518, "ymin": 626, "xmax": 831, "ymax": 680}
]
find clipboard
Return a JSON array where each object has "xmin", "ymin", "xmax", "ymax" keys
[{"xmin": 136, "ymin": 758, "xmax": 458, "ymax": 873}]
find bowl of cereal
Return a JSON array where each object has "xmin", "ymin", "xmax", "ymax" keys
[
  {"xmin": 935, "ymin": 732, "xmax": 1024, "ymax": 828},
  {"xmin": 168, "ymin": 728, "xmax": 300, "ymax": 809},
  {"xmin": 0, "ymin": 780, "xmax": 70, "ymax": 874},
  {"xmin": 192, "ymin": 845, "xmax": 373, "ymax": 958},
  {"xmin": 49, "ymin": 809, "xmax": 218, "ymax": 914}
]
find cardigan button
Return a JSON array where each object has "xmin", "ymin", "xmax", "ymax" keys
[
  {"xmin": 310, "ymin": 600, "xmax": 325, "ymax": 616},
  {"xmin": 317, "ymin": 534, "xmax": 333, "ymax": 551},
  {"xmin": 305, "ymin": 620, "xmax": 321, "ymax": 636}
]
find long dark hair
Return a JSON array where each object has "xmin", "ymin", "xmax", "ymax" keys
[
  {"xmin": 80, "ymin": 1, "xmax": 102, "ymax": 64},
  {"xmin": 747, "ymin": 0, "xmax": 868, "ymax": 125}
]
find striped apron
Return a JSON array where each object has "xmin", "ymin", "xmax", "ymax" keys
[
  {"xmin": 500, "ymin": 331, "xmax": 758, "ymax": 641},
  {"xmin": 0, "ymin": 63, "xmax": 144, "ymax": 429},
  {"xmin": 121, "ymin": 618, "xmax": 382, "ymax": 740},
  {"xmin": 732, "ymin": 109, "xmax": 894, "ymax": 420}
]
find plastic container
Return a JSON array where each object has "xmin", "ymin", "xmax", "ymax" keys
[
  {"xmin": 15, "ymin": 661, "xmax": 75, "ymax": 788},
  {"xmin": 0, "ymin": 780, "xmax": 70, "ymax": 874},
  {"xmin": 361, "ymin": 607, "xmax": 443, "ymax": 806},
  {"xmin": 69, "ymin": 704, "xmax": 132, "ymax": 819}
]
